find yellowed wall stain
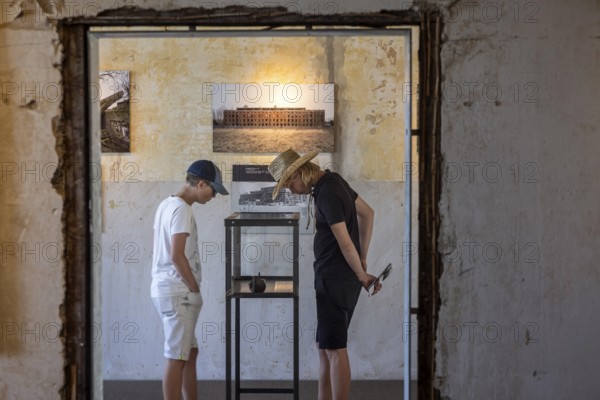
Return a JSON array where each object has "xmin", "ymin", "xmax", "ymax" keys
[{"xmin": 99, "ymin": 33, "xmax": 417, "ymax": 182}]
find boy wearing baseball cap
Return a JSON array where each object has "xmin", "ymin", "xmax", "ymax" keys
[{"xmin": 150, "ymin": 160, "xmax": 228, "ymax": 400}]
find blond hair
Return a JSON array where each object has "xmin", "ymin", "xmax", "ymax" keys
[{"xmin": 293, "ymin": 161, "xmax": 321, "ymax": 188}]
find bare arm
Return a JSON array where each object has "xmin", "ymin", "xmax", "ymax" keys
[
  {"xmin": 355, "ymin": 195, "xmax": 374, "ymax": 271},
  {"xmin": 330, "ymin": 222, "xmax": 379, "ymax": 293},
  {"xmin": 171, "ymin": 232, "xmax": 200, "ymax": 292}
]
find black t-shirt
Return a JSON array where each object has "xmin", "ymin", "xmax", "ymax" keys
[{"xmin": 312, "ymin": 170, "xmax": 360, "ymax": 280}]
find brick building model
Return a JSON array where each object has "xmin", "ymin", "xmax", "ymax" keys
[{"xmin": 239, "ymin": 186, "xmax": 307, "ymax": 206}]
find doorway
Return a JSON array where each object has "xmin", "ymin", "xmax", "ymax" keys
[{"xmin": 58, "ymin": 8, "xmax": 442, "ymax": 400}]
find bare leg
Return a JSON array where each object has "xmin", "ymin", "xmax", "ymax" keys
[
  {"xmin": 325, "ymin": 348, "xmax": 351, "ymax": 400},
  {"xmin": 182, "ymin": 347, "xmax": 198, "ymax": 400},
  {"xmin": 163, "ymin": 358, "xmax": 185, "ymax": 400},
  {"xmin": 318, "ymin": 347, "xmax": 332, "ymax": 400}
]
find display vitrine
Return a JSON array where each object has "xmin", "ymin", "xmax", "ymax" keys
[{"xmin": 224, "ymin": 212, "xmax": 299, "ymax": 400}]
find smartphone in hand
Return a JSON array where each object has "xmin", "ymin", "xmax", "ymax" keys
[{"xmin": 365, "ymin": 263, "xmax": 392, "ymax": 296}]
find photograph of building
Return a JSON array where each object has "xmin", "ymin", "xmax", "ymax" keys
[
  {"xmin": 212, "ymin": 83, "xmax": 335, "ymax": 153},
  {"xmin": 223, "ymin": 107, "xmax": 326, "ymax": 128}
]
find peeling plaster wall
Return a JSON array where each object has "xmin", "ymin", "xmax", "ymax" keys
[
  {"xmin": 98, "ymin": 34, "xmax": 414, "ymax": 380},
  {"xmin": 435, "ymin": 0, "xmax": 600, "ymax": 399},
  {"xmin": 0, "ymin": 24, "xmax": 65, "ymax": 400}
]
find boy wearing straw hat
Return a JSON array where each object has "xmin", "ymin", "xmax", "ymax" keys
[
  {"xmin": 269, "ymin": 149, "xmax": 381, "ymax": 400},
  {"xmin": 151, "ymin": 160, "xmax": 228, "ymax": 400}
]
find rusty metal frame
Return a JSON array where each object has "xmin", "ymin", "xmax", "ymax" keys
[{"xmin": 58, "ymin": 7, "xmax": 442, "ymax": 400}]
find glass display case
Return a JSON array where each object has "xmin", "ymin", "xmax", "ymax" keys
[{"xmin": 224, "ymin": 212, "xmax": 299, "ymax": 400}]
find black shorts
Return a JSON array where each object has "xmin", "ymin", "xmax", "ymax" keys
[{"xmin": 315, "ymin": 277, "xmax": 362, "ymax": 350}]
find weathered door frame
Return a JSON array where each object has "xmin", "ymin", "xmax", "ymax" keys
[{"xmin": 58, "ymin": 7, "xmax": 442, "ymax": 400}]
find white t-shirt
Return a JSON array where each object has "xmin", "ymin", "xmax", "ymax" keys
[{"xmin": 151, "ymin": 196, "xmax": 201, "ymax": 298}]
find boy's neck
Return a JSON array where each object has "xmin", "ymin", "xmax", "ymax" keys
[{"xmin": 175, "ymin": 185, "xmax": 195, "ymax": 206}]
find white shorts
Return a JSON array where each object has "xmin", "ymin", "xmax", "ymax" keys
[{"xmin": 152, "ymin": 291, "xmax": 203, "ymax": 361}]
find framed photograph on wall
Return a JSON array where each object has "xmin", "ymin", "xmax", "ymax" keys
[
  {"xmin": 99, "ymin": 70, "xmax": 131, "ymax": 153},
  {"xmin": 231, "ymin": 164, "xmax": 315, "ymax": 234},
  {"xmin": 211, "ymin": 83, "xmax": 335, "ymax": 153}
]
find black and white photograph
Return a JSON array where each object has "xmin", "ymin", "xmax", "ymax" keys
[
  {"xmin": 99, "ymin": 70, "xmax": 131, "ymax": 152},
  {"xmin": 211, "ymin": 82, "xmax": 335, "ymax": 153},
  {"xmin": 231, "ymin": 164, "xmax": 315, "ymax": 234}
]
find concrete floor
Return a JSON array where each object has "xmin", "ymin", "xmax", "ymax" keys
[{"xmin": 104, "ymin": 380, "xmax": 417, "ymax": 400}]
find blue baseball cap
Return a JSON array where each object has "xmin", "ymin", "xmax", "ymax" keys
[{"xmin": 187, "ymin": 160, "xmax": 229, "ymax": 195}]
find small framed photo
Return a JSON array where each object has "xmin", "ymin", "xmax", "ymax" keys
[{"xmin": 99, "ymin": 70, "xmax": 131, "ymax": 153}]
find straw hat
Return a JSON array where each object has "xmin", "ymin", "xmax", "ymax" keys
[{"xmin": 268, "ymin": 149, "xmax": 319, "ymax": 200}]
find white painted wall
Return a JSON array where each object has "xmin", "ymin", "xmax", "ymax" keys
[{"xmin": 100, "ymin": 179, "xmax": 410, "ymax": 380}]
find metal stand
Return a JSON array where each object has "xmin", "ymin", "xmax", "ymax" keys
[{"xmin": 225, "ymin": 212, "xmax": 299, "ymax": 400}]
